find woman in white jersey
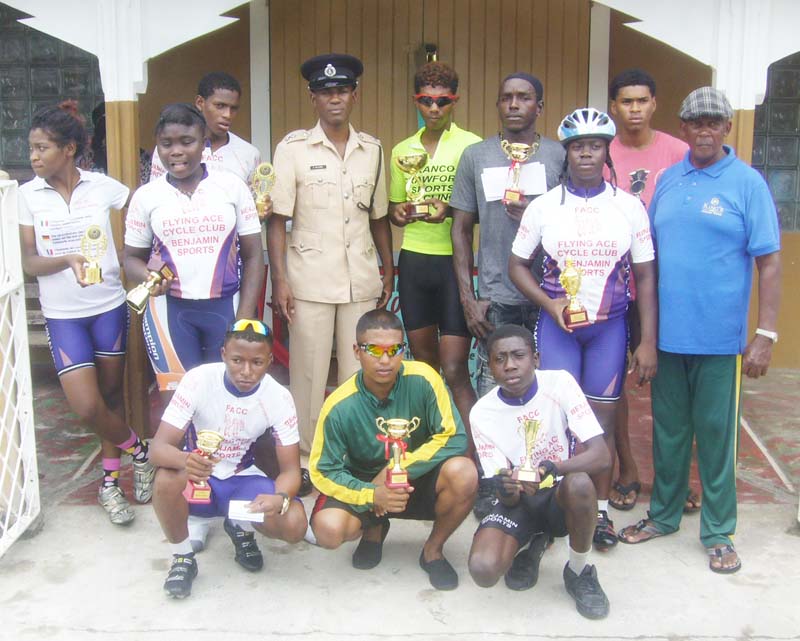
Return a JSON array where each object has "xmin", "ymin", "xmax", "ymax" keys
[
  {"xmin": 124, "ymin": 103, "xmax": 264, "ymax": 394},
  {"xmin": 508, "ymin": 108, "xmax": 657, "ymax": 552},
  {"xmin": 18, "ymin": 102, "xmax": 153, "ymax": 525}
]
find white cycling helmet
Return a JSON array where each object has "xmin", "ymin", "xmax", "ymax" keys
[{"xmin": 558, "ymin": 108, "xmax": 616, "ymax": 145}]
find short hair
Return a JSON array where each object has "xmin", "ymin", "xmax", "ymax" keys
[
  {"xmin": 414, "ymin": 62, "xmax": 459, "ymax": 94},
  {"xmin": 486, "ymin": 324, "xmax": 536, "ymax": 357},
  {"xmin": 356, "ymin": 309, "xmax": 403, "ymax": 341},
  {"xmin": 500, "ymin": 72, "xmax": 544, "ymax": 103},
  {"xmin": 197, "ymin": 71, "xmax": 242, "ymax": 99},
  {"xmin": 609, "ymin": 69, "xmax": 657, "ymax": 100},
  {"xmin": 31, "ymin": 101, "xmax": 88, "ymax": 157},
  {"xmin": 154, "ymin": 103, "xmax": 206, "ymax": 137}
]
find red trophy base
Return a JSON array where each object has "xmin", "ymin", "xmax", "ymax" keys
[
  {"xmin": 503, "ymin": 188, "xmax": 523, "ymax": 204},
  {"xmin": 385, "ymin": 467, "xmax": 410, "ymax": 489},
  {"xmin": 183, "ymin": 481, "xmax": 212, "ymax": 504},
  {"xmin": 563, "ymin": 306, "xmax": 591, "ymax": 329}
]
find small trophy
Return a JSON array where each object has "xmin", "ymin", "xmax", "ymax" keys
[
  {"xmin": 126, "ymin": 256, "xmax": 175, "ymax": 314},
  {"xmin": 514, "ymin": 419, "xmax": 543, "ymax": 482},
  {"xmin": 395, "ymin": 153, "xmax": 431, "ymax": 219},
  {"xmin": 500, "ymin": 138, "xmax": 539, "ymax": 203},
  {"xmin": 252, "ymin": 162, "xmax": 276, "ymax": 222},
  {"xmin": 80, "ymin": 225, "xmax": 107, "ymax": 284},
  {"xmin": 376, "ymin": 417, "xmax": 421, "ymax": 488},
  {"xmin": 629, "ymin": 169, "xmax": 650, "ymax": 201},
  {"xmin": 559, "ymin": 259, "xmax": 590, "ymax": 328},
  {"xmin": 183, "ymin": 429, "xmax": 225, "ymax": 504}
]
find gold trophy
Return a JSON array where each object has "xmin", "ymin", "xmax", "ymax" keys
[
  {"xmin": 500, "ymin": 137, "xmax": 539, "ymax": 203},
  {"xmin": 252, "ymin": 162, "xmax": 276, "ymax": 222},
  {"xmin": 376, "ymin": 417, "xmax": 421, "ymax": 488},
  {"xmin": 629, "ymin": 169, "xmax": 650, "ymax": 201},
  {"xmin": 183, "ymin": 429, "xmax": 225, "ymax": 504},
  {"xmin": 80, "ymin": 225, "xmax": 107, "ymax": 284},
  {"xmin": 559, "ymin": 259, "xmax": 590, "ymax": 328},
  {"xmin": 126, "ymin": 256, "xmax": 175, "ymax": 315},
  {"xmin": 514, "ymin": 419, "xmax": 543, "ymax": 482},
  {"xmin": 395, "ymin": 153, "xmax": 431, "ymax": 219}
]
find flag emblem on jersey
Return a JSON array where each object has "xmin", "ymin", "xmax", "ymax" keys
[{"xmin": 41, "ymin": 234, "xmax": 51, "ymax": 242}]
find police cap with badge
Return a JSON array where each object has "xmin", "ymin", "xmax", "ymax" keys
[{"xmin": 301, "ymin": 53, "xmax": 363, "ymax": 91}]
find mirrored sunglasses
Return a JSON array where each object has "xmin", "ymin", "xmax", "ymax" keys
[
  {"xmin": 230, "ymin": 319, "xmax": 271, "ymax": 336},
  {"xmin": 358, "ymin": 342, "xmax": 407, "ymax": 358}
]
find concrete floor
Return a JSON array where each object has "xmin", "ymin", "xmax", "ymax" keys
[{"xmin": 1, "ymin": 365, "xmax": 799, "ymax": 640}]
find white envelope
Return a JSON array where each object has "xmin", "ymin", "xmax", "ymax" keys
[
  {"xmin": 481, "ymin": 162, "xmax": 548, "ymax": 202},
  {"xmin": 227, "ymin": 499, "xmax": 265, "ymax": 523}
]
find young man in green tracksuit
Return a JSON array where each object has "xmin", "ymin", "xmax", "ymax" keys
[{"xmin": 309, "ymin": 309, "xmax": 478, "ymax": 590}]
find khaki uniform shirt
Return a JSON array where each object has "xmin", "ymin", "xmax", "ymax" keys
[{"xmin": 272, "ymin": 121, "xmax": 387, "ymax": 304}]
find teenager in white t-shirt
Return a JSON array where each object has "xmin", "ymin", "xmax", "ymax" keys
[
  {"xmin": 149, "ymin": 72, "xmax": 262, "ymax": 191},
  {"xmin": 509, "ymin": 108, "xmax": 658, "ymax": 552},
  {"xmin": 18, "ymin": 102, "xmax": 153, "ymax": 525},
  {"xmin": 150, "ymin": 320, "xmax": 307, "ymax": 599},
  {"xmin": 468, "ymin": 325, "xmax": 610, "ymax": 619},
  {"xmin": 124, "ymin": 103, "xmax": 264, "ymax": 394}
]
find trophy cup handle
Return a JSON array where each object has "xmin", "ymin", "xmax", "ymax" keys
[
  {"xmin": 408, "ymin": 417, "xmax": 420, "ymax": 433},
  {"xmin": 375, "ymin": 417, "xmax": 387, "ymax": 434}
]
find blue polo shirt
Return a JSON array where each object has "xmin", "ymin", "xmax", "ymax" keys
[{"xmin": 650, "ymin": 146, "xmax": 780, "ymax": 355}]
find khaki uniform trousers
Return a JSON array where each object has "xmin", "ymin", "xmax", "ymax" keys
[{"xmin": 290, "ymin": 297, "xmax": 377, "ymax": 452}]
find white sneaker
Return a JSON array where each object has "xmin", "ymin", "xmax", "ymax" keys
[
  {"xmin": 98, "ymin": 485, "xmax": 135, "ymax": 525},
  {"xmin": 188, "ymin": 516, "xmax": 211, "ymax": 552}
]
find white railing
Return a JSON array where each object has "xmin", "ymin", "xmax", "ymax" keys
[{"xmin": 0, "ymin": 178, "xmax": 40, "ymax": 558}]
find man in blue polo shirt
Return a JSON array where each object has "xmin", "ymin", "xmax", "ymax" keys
[{"xmin": 618, "ymin": 87, "xmax": 781, "ymax": 576}]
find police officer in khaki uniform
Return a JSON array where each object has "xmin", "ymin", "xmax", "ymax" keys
[{"xmin": 268, "ymin": 53, "xmax": 394, "ymax": 452}]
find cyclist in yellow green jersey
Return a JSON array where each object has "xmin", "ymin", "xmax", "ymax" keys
[{"xmin": 389, "ymin": 62, "xmax": 481, "ymax": 451}]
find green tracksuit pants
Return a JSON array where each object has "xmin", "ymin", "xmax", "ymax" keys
[{"xmin": 650, "ymin": 351, "xmax": 741, "ymax": 547}]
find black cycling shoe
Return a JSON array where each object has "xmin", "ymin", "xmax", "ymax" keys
[
  {"xmin": 593, "ymin": 510, "xmax": 618, "ymax": 550},
  {"xmin": 223, "ymin": 518, "xmax": 264, "ymax": 572},
  {"xmin": 563, "ymin": 563, "xmax": 610, "ymax": 619},
  {"xmin": 473, "ymin": 477, "xmax": 496, "ymax": 520},
  {"xmin": 504, "ymin": 531, "xmax": 551, "ymax": 590},
  {"xmin": 298, "ymin": 467, "xmax": 314, "ymax": 497},
  {"xmin": 164, "ymin": 554, "xmax": 198, "ymax": 599}
]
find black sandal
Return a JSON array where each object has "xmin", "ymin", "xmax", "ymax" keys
[{"xmin": 608, "ymin": 480, "xmax": 641, "ymax": 511}]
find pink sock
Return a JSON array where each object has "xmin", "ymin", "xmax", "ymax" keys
[
  {"xmin": 117, "ymin": 430, "xmax": 138, "ymax": 452},
  {"xmin": 102, "ymin": 457, "xmax": 121, "ymax": 487}
]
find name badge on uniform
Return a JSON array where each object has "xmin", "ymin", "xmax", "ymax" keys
[{"xmin": 310, "ymin": 164, "xmax": 327, "ymax": 170}]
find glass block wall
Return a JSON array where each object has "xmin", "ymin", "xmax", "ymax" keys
[
  {"xmin": 753, "ymin": 51, "xmax": 800, "ymax": 232},
  {"xmin": 0, "ymin": 3, "xmax": 104, "ymax": 182}
]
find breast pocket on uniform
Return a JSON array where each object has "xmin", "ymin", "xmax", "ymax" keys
[
  {"xmin": 289, "ymin": 229, "xmax": 323, "ymax": 255},
  {"xmin": 304, "ymin": 172, "xmax": 336, "ymax": 209},
  {"xmin": 353, "ymin": 175, "xmax": 376, "ymax": 211}
]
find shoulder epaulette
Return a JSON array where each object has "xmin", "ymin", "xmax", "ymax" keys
[
  {"xmin": 357, "ymin": 131, "xmax": 381, "ymax": 146},
  {"xmin": 282, "ymin": 129, "xmax": 310, "ymax": 144}
]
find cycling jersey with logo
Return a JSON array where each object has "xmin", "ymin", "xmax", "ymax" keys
[
  {"xmin": 125, "ymin": 168, "xmax": 260, "ymax": 300},
  {"xmin": 161, "ymin": 362, "xmax": 299, "ymax": 479},
  {"xmin": 511, "ymin": 182, "xmax": 654, "ymax": 322}
]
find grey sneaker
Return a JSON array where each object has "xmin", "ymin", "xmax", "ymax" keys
[
  {"xmin": 97, "ymin": 485, "xmax": 135, "ymax": 525},
  {"xmin": 132, "ymin": 459, "xmax": 155, "ymax": 503},
  {"xmin": 187, "ymin": 516, "xmax": 211, "ymax": 553}
]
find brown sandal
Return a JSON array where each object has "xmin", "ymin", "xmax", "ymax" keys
[
  {"xmin": 618, "ymin": 519, "xmax": 669, "ymax": 544},
  {"xmin": 707, "ymin": 544, "xmax": 741, "ymax": 574}
]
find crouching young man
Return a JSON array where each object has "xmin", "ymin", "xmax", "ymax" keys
[
  {"xmin": 309, "ymin": 309, "xmax": 478, "ymax": 590},
  {"xmin": 150, "ymin": 319, "xmax": 308, "ymax": 599},
  {"xmin": 468, "ymin": 325, "xmax": 612, "ymax": 619}
]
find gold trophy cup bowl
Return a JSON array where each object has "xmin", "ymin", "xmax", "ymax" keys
[
  {"xmin": 559, "ymin": 259, "xmax": 590, "ymax": 329},
  {"xmin": 500, "ymin": 139, "xmax": 536, "ymax": 203},
  {"xmin": 80, "ymin": 225, "xmax": 108, "ymax": 285},
  {"xmin": 183, "ymin": 430, "xmax": 225, "ymax": 504},
  {"xmin": 395, "ymin": 153, "xmax": 431, "ymax": 219},
  {"xmin": 126, "ymin": 257, "xmax": 175, "ymax": 315},
  {"xmin": 252, "ymin": 162, "xmax": 276, "ymax": 222},
  {"xmin": 514, "ymin": 419, "xmax": 543, "ymax": 483},
  {"xmin": 376, "ymin": 417, "xmax": 421, "ymax": 488}
]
